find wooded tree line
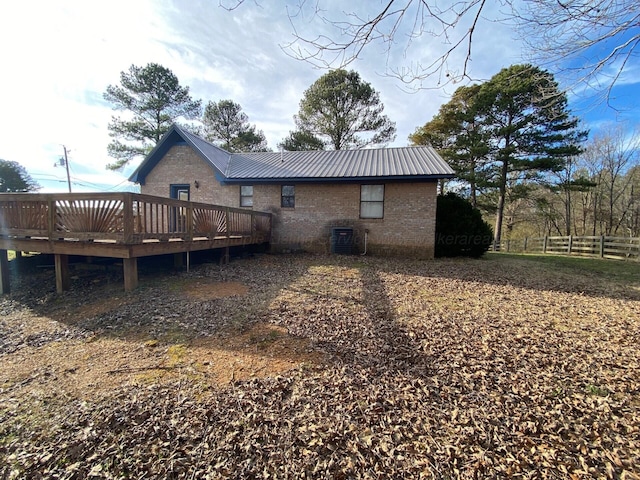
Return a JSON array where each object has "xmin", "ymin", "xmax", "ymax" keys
[{"xmin": 516, "ymin": 127, "xmax": 640, "ymax": 238}]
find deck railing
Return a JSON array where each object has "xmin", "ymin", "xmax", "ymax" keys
[
  {"xmin": 0, "ymin": 192, "xmax": 271, "ymax": 244},
  {"xmin": 494, "ymin": 235, "xmax": 640, "ymax": 261}
]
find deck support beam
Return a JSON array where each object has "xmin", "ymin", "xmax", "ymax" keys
[
  {"xmin": 54, "ymin": 254, "xmax": 71, "ymax": 293},
  {"xmin": 0, "ymin": 249, "xmax": 10, "ymax": 294},
  {"xmin": 173, "ymin": 253, "xmax": 184, "ymax": 268},
  {"xmin": 123, "ymin": 258, "xmax": 138, "ymax": 291}
]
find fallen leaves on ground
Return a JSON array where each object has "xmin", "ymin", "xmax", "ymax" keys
[{"xmin": 1, "ymin": 253, "xmax": 639, "ymax": 479}]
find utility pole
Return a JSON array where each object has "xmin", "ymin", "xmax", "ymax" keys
[{"xmin": 58, "ymin": 145, "xmax": 72, "ymax": 192}]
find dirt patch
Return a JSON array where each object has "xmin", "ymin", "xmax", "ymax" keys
[
  {"xmin": 0, "ymin": 322, "xmax": 323, "ymax": 402},
  {"xmin": 182, "ymin": 280, "xmax": 249, "ymax": 300},
  {"xmin": 0, "ymin": 269, "xmax": 325, "ymax": 402}
]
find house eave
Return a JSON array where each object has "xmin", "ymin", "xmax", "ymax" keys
[{"xmin": 220, "ymin": 174, "xmax": 456, "ymax": 185}]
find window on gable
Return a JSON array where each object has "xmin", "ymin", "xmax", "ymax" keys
[
  {"xmin": 360, "ymin": 185, "xmax": 384, "ymax": 219},
  {"xmin": 281, "ymin": 185, "xmax": 295, "ymax": 208},
  {"xmin": 240, "ymin": 185, "xmax": 253, "ymax": 207}
]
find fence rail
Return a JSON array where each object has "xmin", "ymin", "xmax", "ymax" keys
[{"xmin": 495, "ymin": 235, "xmax": 640, "ymax": 261}]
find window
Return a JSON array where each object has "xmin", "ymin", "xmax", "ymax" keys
[
  {"xmin": 240, "ymin": 185, "xmax": 253, "ymax": 207},
  {"xmin": 281, "ymin": 185, "xmax": 295, "ymax": 208},
  {"xmin": 360, "ymin": 185, "xmax": 384, "ymax": 219}
]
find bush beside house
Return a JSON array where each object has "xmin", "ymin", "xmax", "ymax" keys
[{"xmin": 435, "ymin": 193, "xmax": 493, "ymax": 258}]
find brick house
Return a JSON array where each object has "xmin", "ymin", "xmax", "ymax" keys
[{"xmin": 129, "ymin": 125, "xmax": 454, "ymax": 259}]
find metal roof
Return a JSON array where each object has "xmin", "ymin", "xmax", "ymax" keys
[
  {"xmin": 227, "ymin": 147, "xmax": 454, "ymax": 181},
  {"xmin": 129, "ymin": 124, "xmax": 455, "ymax": 184},
  {"xmin": 179, "ymin": 127, "xmax": 231, "ymax": 174}
]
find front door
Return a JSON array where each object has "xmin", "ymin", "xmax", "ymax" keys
[{"xmin": 170, "ymin": 184, "xmax": 190, "ymax": 232}]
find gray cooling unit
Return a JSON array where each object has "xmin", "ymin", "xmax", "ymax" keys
[{"xmin": 331, "ymin": 227, "xmax": 354, "ymax": 254}]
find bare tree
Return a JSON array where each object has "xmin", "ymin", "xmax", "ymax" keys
[
  {"xmin": 624, "ymin": 165, "xmax": 640, "ymax": 236},
  {"xmin": 513, "ymin": 1, "xmax": 640, "ymax": 103},
  {"xmin": 448, "ymin": 2, "xmax": 634, "ymax": 98},
  {"xmin": 223, "ymin": 1, "xmax": 639, "ymax": 98},
  {"xmin": 582, "ymin": 125, "xmax": 640, "ymax": 235}
]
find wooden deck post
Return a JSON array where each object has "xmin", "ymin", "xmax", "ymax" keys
[
  {"xmin": 123, "ymin": 193, "xmax": 134, "ymax": 244},
  {"xmin": 54, "ymin": 254, "xmax": 71, "ymax": 293},
  {"xmin": 0, "ymin": 249, "xmax": 10, "ymax": 294},
  {"xmin": 123, "ymin": 258, "xmax": 138, "ymax": 291}
]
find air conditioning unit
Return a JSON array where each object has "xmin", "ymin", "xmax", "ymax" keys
[{"xmin": 331, "ymin": 227, "xmax": 354, "ymax": 254}]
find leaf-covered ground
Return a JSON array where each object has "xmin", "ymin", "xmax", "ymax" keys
[{"xmin": 1, "ymin": 253, "xmax": 639, "ymax": 479}]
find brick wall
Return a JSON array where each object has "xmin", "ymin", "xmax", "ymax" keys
[
  {"xmin": 143, "ymin": 145, "xmax": 240, "ymax": 206},
  {"xmin": 141, "ymin": 145, "xmax": 438, "ymax": 259}
]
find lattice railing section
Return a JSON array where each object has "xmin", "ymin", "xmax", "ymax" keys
[
  {"xmin": 132, "ymin": 198, "xmax": 179, "ymax": 236},
  {"xmin": 193, "ymin": 207, "xmax": 226, "ymax": 236},
  {"xmin": 0, "ymin": 200, "xmax": 49, "ymax": 233},
  {"xmin": 253, "ymin": 214, "xmax": 271, "ymax": 234},
  {"xmin": 228, "ymin": 210, "xmax": 252, "ymax": 236},
  {"xmin": 55, "ymin": 199, "xmax": 124, "ymax": 234}
]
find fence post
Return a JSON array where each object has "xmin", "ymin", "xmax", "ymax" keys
[
  {"xmin": 186, "ymin": 202, "xmax": 193, "ymax": 241},
  {"xmin": 123, "ymin": 193, "xmax": 133, "ymax": 244},
  {"xmin": 506, "ymin": 239, "xmax": 511, "ymax": 252},
  {"xmin": 523, "ymin": 237, "xmax": 528, "ymax": 252},
  {"xmin": 543, "ymin": 235, "xmax": 548, "ymax": 253},
  {"xmin": 47, "ymin": 197, "xmax": 56, "ymax": 240},
  {"xmin": 600, "ymin": 235, "xmax": 605, "ymax": 258},
  {"xmin": 568, "ymin": 235, "xmax": 573, "ymax": 255}
]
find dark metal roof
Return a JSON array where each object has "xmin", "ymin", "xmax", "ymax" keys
[
  {"xmin": 129, "ymin": 124, "xmax": 455, "ymax": 184},
  {"xmin": 228, "ymin": 147, "xmax": 454, "ymax": 181},
  {"xmin": 179, "ymin": 127, "xmax": 231, "ymax": 174}
]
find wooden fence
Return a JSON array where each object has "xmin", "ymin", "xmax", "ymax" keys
[{"xmin": 494, "ymin": 235, "xmax": 640, "ymax": 261}]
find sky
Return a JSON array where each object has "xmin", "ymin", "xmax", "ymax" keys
[{"xmin": 1, "ymin": 0, "xmax": 638, "ymax": 193}]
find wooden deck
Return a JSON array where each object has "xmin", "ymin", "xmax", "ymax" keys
[{"xmin": 0, "ymin": 192, "xmax": 271, "ymax": 293}]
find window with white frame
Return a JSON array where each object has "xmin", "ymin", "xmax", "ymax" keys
[
  {"xmin": 360, "ymin": 185, "xmax": 384, "ymax": 218},
  {"xmin": 240, "ymin": 185, "xmax": 253, "ymax": 207}
]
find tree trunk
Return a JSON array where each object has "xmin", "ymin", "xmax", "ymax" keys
[
  {"xmin": 592, "ymin": 192, "xmax": 599, "ymax": 236},
  {"xmin": 494, "ymin": 159, "xmax": 509, "ymax": 247},
  {"xmin": 565, "ymin": 187, "xmax": 572, "ymax": 236},
  {"xmin": 470, "ymin": 179, "xmax": 477, "ymax": 209}
]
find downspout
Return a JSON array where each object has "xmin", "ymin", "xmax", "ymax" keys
[{"xmin": 361, "ymin": 229, "xmax": 369, "ymax": 256}]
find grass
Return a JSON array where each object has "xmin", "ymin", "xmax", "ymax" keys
[
  {"xmin": 585, "ymin": 384, "xmax": 609, "ymax": 397},
  {"xmin": 489, "ymin": 252, "xmax": 640, "ymax": 286}
]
